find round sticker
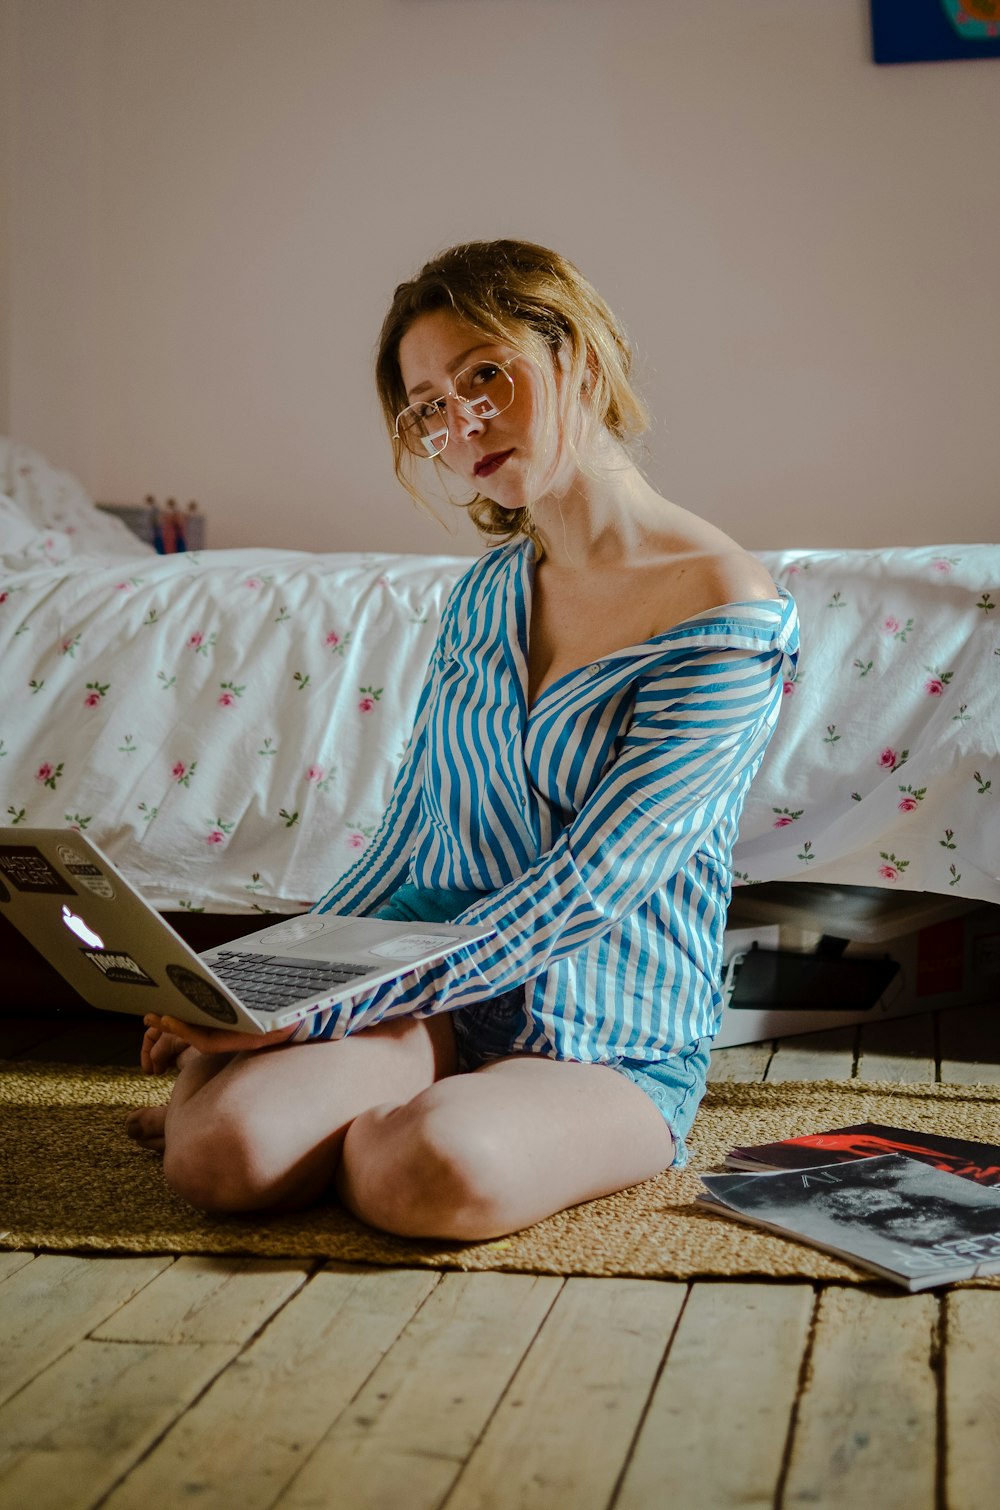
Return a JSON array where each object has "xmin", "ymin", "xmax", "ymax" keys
[{"xmin": 165, "ymin": 964, "xmax": 239, "ymax": 1025}]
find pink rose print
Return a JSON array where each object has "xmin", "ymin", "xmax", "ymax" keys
[
  {"xmin": 358, "ymin": 685, "xmax": 383, "ymax": 713},
  {"xmin": 931, "ymin": 558, "xmax": 954, "ymax": 574},
  {"xmin": 878, "ymin": 746, "xmax": 909, "ymax": 773},
  {"xmin": 114, "ymin": 581, "xmax": 134, "ymax": 593},
  {"xmin": 881, "ymin": 616, "xmax": 901, "ymax": 635},
  {"xmin": 206, "ymin": 828, "xmax": 226, "ymax": 845},
  {"xmin": 0, "ymin": 592, "xmax": 8, "ymax": 605},
  {"xmin": 782, "ymin": 679, "xmax": 796, "ymax": 697},
  {"xmin": 306, "ymin": 765, "xmax": 323, "ymax": 783},
  {"xmin": 218, "ymin": 691, "xmax": 235, "ymax": 707},
  {"xmin": 172, "ymin": 761, "xmax": 188, "ymax": 781},
  {"xmin": 772, "ymin": 807, "xmax": 803, "ymax": 828},
  {"xmin": 36, "ymin": 762, "xmax": 54, "ymax": 784},
  {"xmin": 35, "ymin": 760, "xmax": 64, "ymax": 789},
  {"xmin": 878, "ymin": 850, "xmax": 910, "ymax": 884},
  {"xmin": 188, "ymin": 632, "xmax": 204, "ymax": 649},
  {"xmin": 898, "ymin": 797, "xmax": 919, "ymax": 813},
  {"xmin": 345, "ymin": 820, "xmax": 374, "ymax": 849},
  {"xmin": 358, "ymin": 695, "xmax": 375, "ymax": 713},
  {"xmin": 245, "ymin": 577, "xmax": 264, "ymax": 590},
  {"xmin": 324, "ymin": 629, "xmax": 352, "ymax": 658},
  {"xmin": 84, "ymin": 692, "xmax": 101, "ymax": 708},
  {"xmin": 924, "ymin": 672, "xmax": 953, "ymax": 696}
]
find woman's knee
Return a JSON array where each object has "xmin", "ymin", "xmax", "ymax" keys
[
  {"xmin": 162, "ymin": 1133, "xmax": 241, "ymax": 1213},
  {"xmin": 162, "ymin": 1118, "xmax": 277, "ymax": 1213},
  {"xmin": 339, "ymin": 1093, "xmax": 514, "ymax": 1240}
]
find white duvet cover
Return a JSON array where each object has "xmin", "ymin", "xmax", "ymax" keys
[{"xmin": 2, "ymin": 443, "xmax": 998, "ymax": 910}]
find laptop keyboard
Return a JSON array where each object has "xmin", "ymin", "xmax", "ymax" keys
[{"xmin": 207, "ymin": 952, "xmax": 372, "ymax": 1011}]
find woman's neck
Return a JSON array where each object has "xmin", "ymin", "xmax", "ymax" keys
[{"xmin": 529, "ymin": 436, "xmax": 675, "ymax": 570}]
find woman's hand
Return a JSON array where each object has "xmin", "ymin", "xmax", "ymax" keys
[{"xmin": 140, "ymin": 1012, "xmax": 298, "ymax": 1070}]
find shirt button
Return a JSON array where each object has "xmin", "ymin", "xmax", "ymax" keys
[{"xmin": 590, "ymin": 662, "xmax": 605, "ymax": 674}]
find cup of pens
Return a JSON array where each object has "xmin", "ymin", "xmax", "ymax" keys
[
  {"xmin": 148, "ymin": 496, "xmax": 204, "ymax": 553},
  {"xmin": 96, "ymin": 496, "xmax": 206, "ymax": 552}
]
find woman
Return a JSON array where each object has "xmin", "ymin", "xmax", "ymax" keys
[{"xmin": 128, "ymin": 239, "xmax": 798, "ymax": 1240}]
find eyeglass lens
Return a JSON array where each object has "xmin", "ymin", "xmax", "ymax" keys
[{"xmin": 396, "ymin": 361, "xmax": 514, "ymax": 457}]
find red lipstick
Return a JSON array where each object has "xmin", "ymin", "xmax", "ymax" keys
[{"xmin": 474, "ymin": 449, "xmax": 514, "ymax": 479}]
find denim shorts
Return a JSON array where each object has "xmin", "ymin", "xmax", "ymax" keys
[{"xmin": 374, "ymin": 882, "xmax": 711, "ymax": 1167}]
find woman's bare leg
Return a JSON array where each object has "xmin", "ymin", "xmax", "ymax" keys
[
  {"xmin": 144, "ymin": 1014, "xmax": 458, "ymax": 1214},
  {"xmin": 125, "ymin": 1033, "xmax": 217, "ymax": 1152},
  {"xmin": 338, "ymin": 1055, "xmax": 676, "ymax": 1240}
]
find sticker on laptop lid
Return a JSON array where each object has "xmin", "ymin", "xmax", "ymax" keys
[
  {"xmin": 256, "ymin": 915, "xmax": 330, "ymax": 947},
  {"xmin": 82, "ymin": 949, "xmax": 157, "ymax": 987},
  {"xmin": 165, "ymin": 964, "xmax": 239, "ymax": 1025},
  {"xmin": 368, "ymin": 932, "xmax": 469, "ymax": 962},
  {"xmin": 0, "ymin": 845, "xmax": 76, "ymax": 896},
  {"xmin": 57, "ymin": 843, "xmax": 115, "ymax": 900}
]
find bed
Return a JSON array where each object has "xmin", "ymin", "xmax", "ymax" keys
[{"xmin": 3, "ymin": 439, "xmax": 999, "ymax": 929}]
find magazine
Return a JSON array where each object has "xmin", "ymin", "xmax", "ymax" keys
[
  {"xmin": 698, "ymin": 1154, "xmax": 1000, "ymax": 1291},
  {"xmin": 723, "ymin": 1123, "xmax": 1000, "ymax": 1185}
]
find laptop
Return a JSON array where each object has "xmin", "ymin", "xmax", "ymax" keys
[{"xmin": 0, "ymin": 828, "xmax": 495, "ymax": 1034}]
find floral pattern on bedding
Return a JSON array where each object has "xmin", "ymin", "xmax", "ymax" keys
[
  {"xmin": 2, "ymin": 440, "xmax": 998, "ymax": 912},
  {"xmin": 735, "ymin": 546, "xmax": 1000, "ymax": 904},
  {"xmin": 2, "ymin": 537, "xmax": 468, "ymax": 911}
]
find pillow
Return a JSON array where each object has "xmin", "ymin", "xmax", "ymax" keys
[
  {"xmin": 0, "ymin": 491, "xmax": 50, "ymax": 556},
  {"xmin": 0, "ymin": 437, "xmax": 153, "ymax": 561}
]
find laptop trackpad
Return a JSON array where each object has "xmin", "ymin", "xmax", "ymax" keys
[{"xmin": 284, "ymin": 919, "xmax": 473, "ymax": 965}]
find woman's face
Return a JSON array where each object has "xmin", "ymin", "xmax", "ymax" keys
[{"xmin": 396, "ymin": 308, "xmax": 568, "ymax": 510}]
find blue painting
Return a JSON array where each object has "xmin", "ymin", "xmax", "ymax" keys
[{"xmin": 872, "ymin": 0, "xmax": 1000, "ymax": 63}]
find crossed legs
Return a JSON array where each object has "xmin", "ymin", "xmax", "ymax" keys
[{"xmin": 129, "ymin": 1016, "xmax": 675, "ymax": 1240}]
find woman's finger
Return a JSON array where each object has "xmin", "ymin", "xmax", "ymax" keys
[{"xmin": 150, "ymin": 1014, "xmax": 296, "ymax": 1056}]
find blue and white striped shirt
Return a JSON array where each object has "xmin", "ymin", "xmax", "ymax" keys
[{"xmin": 300, "ymin": 540, "xmax": 799, "ymax": 1060}]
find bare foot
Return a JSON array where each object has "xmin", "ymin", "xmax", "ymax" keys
[
  {"xmin": 125, "ymin": 1105, "xmax": 167, "ymax": 1153},
  {"xmin": 140, "ymin": 1022, "xmax": 201, "ymax": 1076}
]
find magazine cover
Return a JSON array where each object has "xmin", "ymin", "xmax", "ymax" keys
[
  {"xmin": 699, "ymin": 1154, "xmax": 1000, "ymax": 1291},
  {"xmin": 724, "ymin": 1124, "xmax": 1000, "ymax": 1185}
]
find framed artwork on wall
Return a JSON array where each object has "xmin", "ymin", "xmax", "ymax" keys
[{"xmin": 871, "ymin": 0, "xmax": 1000, "ymax": 63}]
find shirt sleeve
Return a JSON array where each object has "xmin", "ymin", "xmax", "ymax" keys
[{"xmin": 293, "ymin": 636, "xmax": 792, "ymax": 1042}]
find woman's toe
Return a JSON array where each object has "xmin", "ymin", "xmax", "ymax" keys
[{"xmin": 125, "ymin": 1106, "xmax": 167, "ymax": 1152}]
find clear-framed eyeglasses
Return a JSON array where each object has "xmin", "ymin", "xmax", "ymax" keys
[{"xmin": 394, "ymin": 358, "xmax": 517, "ymax": 459}]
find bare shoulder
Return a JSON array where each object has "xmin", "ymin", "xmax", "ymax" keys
[
  {"xmin": 651, "ymin": 508, "xmax": 779, "ymax": 630},
  {"xmin": 705, "ymin": 546, "xmax": 778, "ymax": 607}
]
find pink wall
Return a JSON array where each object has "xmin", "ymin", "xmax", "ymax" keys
[{"xmin": 4, "ymin": 0, "xmax": 999, "ymax": 554}]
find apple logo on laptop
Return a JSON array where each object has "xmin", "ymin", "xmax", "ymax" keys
[{"xmin": 61, "ymin": 904, "xmax": 105, "ymax": 951}]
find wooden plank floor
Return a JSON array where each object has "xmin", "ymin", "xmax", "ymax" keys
[{"xmin": 2, "ymin": 1006, "xmax": 999, "ymax": 1510}]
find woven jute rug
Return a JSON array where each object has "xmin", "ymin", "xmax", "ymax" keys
[{"xmin": 3, "ymin": 1060, "xmax": 999, "ymax": 1284}]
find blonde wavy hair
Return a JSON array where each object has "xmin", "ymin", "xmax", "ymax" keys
[{"xmin": 375, "ymin": 239, "xmax": 650, "ymax": 553}]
